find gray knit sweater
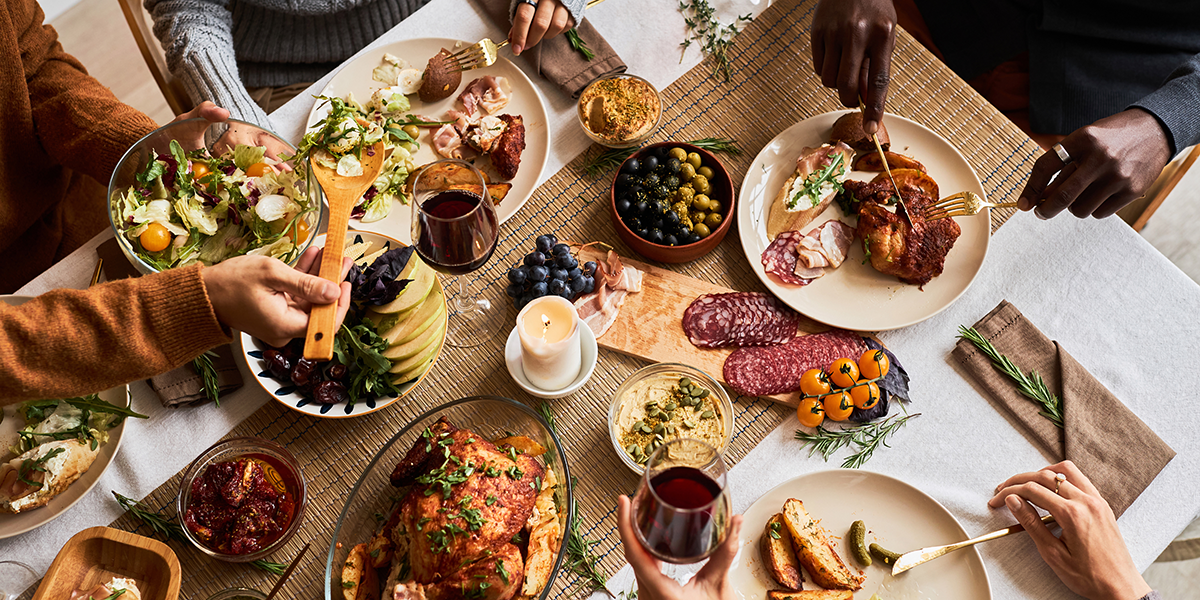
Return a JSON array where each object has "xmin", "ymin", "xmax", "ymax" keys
[{"xmin": 145, "ymin": 0, "xmax": 585, "ymax": 127}]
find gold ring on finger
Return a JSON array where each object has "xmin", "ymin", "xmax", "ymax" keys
[{"xmin": 1053, "ymin": 472, "xmax": 1067, "ymax": 495}]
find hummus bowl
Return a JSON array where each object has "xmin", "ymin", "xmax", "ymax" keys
[{"xmin": 608, "ymin": 363, "xmax": 734, "ymax": 474}]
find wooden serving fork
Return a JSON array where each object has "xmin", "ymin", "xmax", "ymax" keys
[{"xmin": 892, "ymin": 514, "xmax": 1056, "ymax": 575}]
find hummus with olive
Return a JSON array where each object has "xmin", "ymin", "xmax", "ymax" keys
[
  {"xmin": 579, "ymin": 76, "xmax": 661, "ymax": 144},
  {"xmin": 615, "ymin": 374, "xmax": 726, "ymax": 465}
]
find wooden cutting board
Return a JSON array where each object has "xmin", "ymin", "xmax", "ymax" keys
[{"xmin": 595, "ymin": 257, "xmax": 838, "ymax": 408}]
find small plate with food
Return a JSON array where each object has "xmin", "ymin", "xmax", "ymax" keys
[
  {"xmin": 737, "ymin": 110, "xmax": 989, "ymax": 331},
  {"xmin": 302, "ymin": 37, "xmax": 550, "ymax": 244},
  {"xmin": 729, "ymin": 469, "xmax": 991, "ymax": 599}
]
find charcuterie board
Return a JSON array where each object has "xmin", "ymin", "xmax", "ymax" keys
[{"xmin": 596, "ymin": 256, "xmax": 837, "ymax": 407}]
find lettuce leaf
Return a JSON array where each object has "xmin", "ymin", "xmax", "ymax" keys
[{"xmin": 232, "ymin": 144, "xmax": 266, "ymax": 170}]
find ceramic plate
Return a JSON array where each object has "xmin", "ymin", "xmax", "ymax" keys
[
  {"xmin": 240, "ymin": 231, "xmax": 446, "ymax": 418},
  {"xmin": 306, "ymin": 37, "xmax": 550, "ymax": 244},
  {"xmin": 737, "ymin": 110, "xmax": 990, "ymax": 331},
  {"xmin": 729, "ymin": 469, "xmax": 991, "ymax": 599},
  {"xmin": 0, "ymin": 295, "xmax": 131, "ymax": 539}
]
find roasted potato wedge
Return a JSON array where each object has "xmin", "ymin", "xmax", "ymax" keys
[
  {"xmin": 830, "ymin": 112, "xmax": 889, "ymax": 152},
  {"xmin": 494, "ymin": 435, "xmax": 548, "ymax": 457},
  {"xmin": 872, "ymin": 168, "xmax": 939, "ymax": 200},
  {"xmin": 366, "ymin": 532, "xmax": 393, "ymax": 569},
  {"xmin": 781, "ymin": 499, "xmax": 864, "ymax": 591},
  {"xmin": 404, "ymin": 162, "xmax": 493, "ymax": 195},
  {"xmin": 852, "ymin": 151, "xmax": 925, "ymax": 173},
  {"xmin": 443, "ymin": 182, "xmax": 513, "ymax": 205},
  {"xmin": 767, "ymin": 590, "xmax": 853, "ymax": 600},
  {"xmin": 342, "ymin": 543, "xmax": 380, "ymax": 600},
  {"xmin": 761, "ymin": 513, "xmax": 804, "ymax": 589}
]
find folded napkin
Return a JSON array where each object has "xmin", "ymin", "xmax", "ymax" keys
[
  {"xmin": 474, "ymin": 0, "xmax": 626, "ymax": 98},
  {"xmin": 98, "ymin": 238, "xmax": 244, "ymax": 406},
  {"xmin": 953, "ymin": 300, "xmax": 1174, "ymax": 518}
]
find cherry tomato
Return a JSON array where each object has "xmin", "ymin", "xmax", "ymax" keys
[
  {"xmin": 850, "ymin": 382, "xmax": 880, "ymax": 410},
  {"xmin": 799, "ymin": 369, "xmax": 831, "ymax": 397},
  {"xmin": 797, "ymin": 396, "xmax": 825, "ymax": 428},
  {"xmin": 285, "ymin": 219, "xmax": 311, "ymax": 245},
  {"xmin": 829, "ymin": 358, "xmax": 860, "ymax": 388},
  {"xmin": 822, "ymin": 390, "xmax": 854, "ymax": 421},
  {"xmin": 245, "ymin": 162, "xmax": 273, "ymax": 177},
  {"xmin": 139, "ymin": 222, "xmax": 171, "ymax": 252},
  {"xmin": 190, "ymin": 162, "xmax": 210, "ymax": 181},
  {"xmin": 859, "ymin": 349, "xmax": 890, "ymax": 380}
]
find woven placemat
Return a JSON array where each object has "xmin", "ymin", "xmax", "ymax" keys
[{"xmin": 100, "ymin": 0, "xmax": 1041, "ymax": 598}]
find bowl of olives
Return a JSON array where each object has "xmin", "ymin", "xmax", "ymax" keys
[{"xmin": 609, "ymin": 142, "xmax": 735, "ymax": 263}]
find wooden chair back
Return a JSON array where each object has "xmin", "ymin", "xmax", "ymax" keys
[{"xmin": 115, "ymin": 0, "xmax": 192, "ymax": 115}]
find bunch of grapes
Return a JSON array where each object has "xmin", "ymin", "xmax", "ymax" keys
[{"xmin": 506, "ymin": 234, "xmax": 598, "ymax": 309}]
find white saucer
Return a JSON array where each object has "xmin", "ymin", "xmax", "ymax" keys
[{"xmin": 504, "ymin": 324, "xmax": 598, "ymax": 399}]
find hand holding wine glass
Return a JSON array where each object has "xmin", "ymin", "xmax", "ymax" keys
[{"xmin": 617, "ymin": 495, "xmax": 743, "ymax": 600}]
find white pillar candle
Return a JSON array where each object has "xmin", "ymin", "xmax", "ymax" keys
[{"xmin": 516, "ymin": 295, "xmax": 582, "ymax": 390}]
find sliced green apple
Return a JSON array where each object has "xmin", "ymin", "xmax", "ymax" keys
[
  {"xmin": 374, "ymin": 256, "xmax": 437, "ymax": 314},
  {"xmin": 388, "ymin": 323, "xmax": 444, "ymax": 374},
  {"xmin": 383, "ymin": 312, "xmax": 446, "ymax": 360}
]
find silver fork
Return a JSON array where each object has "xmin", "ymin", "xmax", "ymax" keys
[{"xmin": 924, "ymin": 191, "xmax": 1019, "ymax": 221}]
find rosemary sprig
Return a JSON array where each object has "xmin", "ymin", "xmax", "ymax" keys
[
  {"xmin": 957, "ymin": 326, "xmax": 1064, "ymax": 428},
  {"xmin": 794, "ymin": 413, "xmax": 920, "ymax": 469},
  {"xmin": 192, "ymin": 350, "xmax": 221, "ymax": 406},
  {"xmin": 582, "ymin": 137, "xmax": 742, "ymax": 177},
  {"xmin": 251, "ymin": 559, "xmax": 288, "ymax": 575},
  {"xmin": 565, "ymin": 29, "xmax": 595, "ymax": 61},
  {"xmin": 678, "ymin": 0, "xmax": 753, "ymax": 82},
  {"xmin": 687, "ymin": 137, "xmax": 742, "ymax": 155}
]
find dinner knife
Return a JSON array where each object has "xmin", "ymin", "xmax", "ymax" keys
[
  {"xmin": 857, "ymin": 100, "xmax": 915, "ymax": 228},
  {"xmin": 891, "ymin": 513, "xmax": 1056, "ymax": 575}
]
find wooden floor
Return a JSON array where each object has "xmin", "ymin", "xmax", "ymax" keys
[{"xmin": 47, "ymin": 0, "xmax": 1200, "ymax": 594}]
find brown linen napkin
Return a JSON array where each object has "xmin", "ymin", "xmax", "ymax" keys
[
  {"xmin": 952, "ymin": 300, "xmax": 1174, "ymax": 518},
  {"xmin": 474, "ymin": 0, "xmax": 627, "ymax": 98},
  {"xmin": 98, "ymin": 238, "xmax": 244, "ymax": 406}
]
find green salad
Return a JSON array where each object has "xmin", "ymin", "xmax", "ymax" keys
[
  {"xmin": 113, "ymin": 141, "xmax": 315, "ymax": 271},
  {"xmin": 12, "ymin": 395, "xmax": 148, "ymax": 456}
]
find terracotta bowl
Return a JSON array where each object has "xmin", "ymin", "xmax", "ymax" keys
[{"xmin": 609, "ymin": 142, "xmax": 735, "ymax": 263}]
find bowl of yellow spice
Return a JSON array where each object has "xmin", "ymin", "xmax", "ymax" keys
[{"xmin": 578, "ymin": 74, "xmax": 663, "ymax": 148}]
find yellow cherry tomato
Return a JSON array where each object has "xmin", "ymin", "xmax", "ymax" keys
[
  {"xmin": 822, "ymin": 390, "xmax": 854, "ymax": 421},
  {"xmin": 245, "ymin": 162, "xmax": 273, "ymax": 177},
  {"xmin": 829, "ymin": 358, "xmax": 860, "ymax": 388},
  {"xmin": 139, "ymin": 222, "xmax": 171, "ymax": 252},
  {"xmin": 850, "ymin": 382, "xmax": 881, "ymax": 410},
  {"xmin": 799, "ymin": 369, "xmax": 831, "ymax": 397},
  {"xmin": 285, "ymin": 219, "xmax": 311, "ymax": 245},
  {"xmin": 797, "ymin": 396, "xmax": 825, "ymax": 428},
  {"xmin": 190, "ymin": 162, "xmax": 210, "ymax": 181},
  {"xmin": 859, "ymin": 349, "xmax": 890, "ymax": 380}
]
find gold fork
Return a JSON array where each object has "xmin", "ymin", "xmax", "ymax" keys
[
  {"xmin": 924, "ymin": 191, "xmax": 1019, "ymax": 221},
  {"xmin": 448, "ymin": 0, "xmax": 611, "ymax": 72}
]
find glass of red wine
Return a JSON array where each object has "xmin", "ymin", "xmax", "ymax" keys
[
  {"xmin": 410, "ymin": 159, "xmax": 502, "ymax": 347},
  {"xmin": 632, "ymin": 438, "xmax": 731, "ymax": 564}
]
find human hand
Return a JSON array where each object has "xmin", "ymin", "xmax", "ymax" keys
[
  {"xmin": 509, "ymin": 0, "xmax": 575, "ymax": 56},
  {"xmin": 810, "ymin": 0, "xmax": 896, "ymax": 134},
  {"xmin": 1017, "ymin": 109, "xmax": 1171, "ymax": 219},
  {"xmin": 214, "ymin": 121, "xmax": 296, "ymax": 166},
  {"xmin": 616, "ymin": 495, "xmax": 743, "ymax": 600},
  {"xmin": 988, "ymin": 461, "xmax": 1152, "ymax": 600},
  {"xmin": 202, "ymin": 246, "xmax": 353, "ymax": 347}
]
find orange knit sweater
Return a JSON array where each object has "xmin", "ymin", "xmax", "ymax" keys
[{"xmin": 0, "ymin": 0, "xmax": 159, "ymax": 293}]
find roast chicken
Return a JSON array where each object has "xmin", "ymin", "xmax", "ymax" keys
[{"xmin": 849, "ymin": 179, "xmax": 961, "ymax": 287}]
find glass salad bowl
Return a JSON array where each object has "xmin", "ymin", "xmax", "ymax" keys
[
  {"xmin": 108, "ymin": 118, "xmax": 325, "ymax": 275},
  {"xmin": 325, "ymin": 396, "xmax": 573, "ymax": 600}
]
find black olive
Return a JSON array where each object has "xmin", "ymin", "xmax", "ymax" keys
[
  {"xmin": 665, "ymin": 176, "xmax": 681, "ymax": 189},
  {"xmin": 635, "ymin": 200, "xmax": 649, "ymax": 215},
  {"xmin": 644, "ymin": 173, "xmax": 660, "ymax": 186},
  {"xmin": 622, "ymin": 158, "xmax": 640, "ymax": 174},
  {"xmin": 616, "ymin": 173, "xmax": 634, "ymax": 188},
  {"xmin": 641, "ymin": 155, "xmax": 659, "ymax": 174},
  {"xmin": 655, "ymin": 146, "xmax": 672, "ymax": 159},
  {"xmin": 635, "ymin": 227, "xmax": 650, "ymax": 239},
  {"xmin": 663, "ymin": 234, "xmax": 679, "ymax": 246},
  {"xmin": 652, "ymin": 218, "xmax": 664, "ymax": 230},
  {"xmin": 616, "ymin": 198, "xmax": 631, "ymax": 215},
  {"xmin": 629, "ymin": 184, "xmax": 644, "ymax": 197},
  {"xmin": 263, "ymin": 348, "xmax": 292, "ymax": 381},
  {"xmin": 647, "ymin": 228, "xmax": 665, "ymax": 244},
  {"xmin": 313, "ymin": 380, "xmax": 349, "ymax": 405},
  {"xmin": 651, "ymin": 200, "xmax": 668, "ymax": 214},
  {"xmin": 687, "ymin": 232, "xmax": 702, "ymax": 244},
  {"xmin": 655, "ymin": 184, "xmax": 672, "ymax": 199},
  {"xmin": 665, "ymin": 211, "xmax": 681, "ymax": 225},
  {"xmin": 666, "ymin": 157, "xmax": 681, "ymax": 174},
  {"xmin": 627, "ymin": 216, "xmax": 643, "ymax": 231}
]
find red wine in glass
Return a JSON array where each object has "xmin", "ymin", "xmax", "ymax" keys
[
  {"xmin": 633, "ymin": 439, "xmax": 731, "ymax": 564},
  {"xmin": 414, "ymin": 189, "xmax": 498, "ymax": 276}
]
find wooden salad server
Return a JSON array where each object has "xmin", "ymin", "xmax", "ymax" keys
[
  {"xmin": 303, "ymin": 141, "xmax": 386, "ymax": 360},
  {"xmin": 891, "ymin": 513, "xmax": 1056, "ymax": 575}
]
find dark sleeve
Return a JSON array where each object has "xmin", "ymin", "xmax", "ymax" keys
[{"xmin": 1130, "ymin": 52, "xmax": 1200, "ymax": 156}]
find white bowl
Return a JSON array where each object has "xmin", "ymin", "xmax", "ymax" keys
[{"xmin": 504, "ymin": 324, "xmax": 598, "ymax": 399}]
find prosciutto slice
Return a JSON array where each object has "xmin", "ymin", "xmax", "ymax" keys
[
  {"xmin": 459, "ymin": 76, "xmax": 512, "ymax": 117},
  {"xmin": 431, "ymin": 124, "xmax": 477, "ymax": 160},
  {"xmin": 573, "ymin": 245, "xmax": 643, "ymax": 337},
  {"xmin": 795, "ymin": 220, "xmax": 855, "ymax": 273}
]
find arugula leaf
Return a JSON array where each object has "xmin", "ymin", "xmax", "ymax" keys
[
  {"xmin": 135, "ymin": 160, "xmax": 165, "ymax": 187},
  {"xmin": 788, "ymin": 152, "xmax": 845, "ymax": 210}
]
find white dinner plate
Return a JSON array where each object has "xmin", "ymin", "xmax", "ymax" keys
[
  {"xmin": 737, "ymin": 110, "xmax": 990, "ymax": 331},
  {"xmin": 729, "ymin": 469, "xmax": 991, "ymax": 599},
  {"xmin": 306, "ymin": 37, "xmax": 551, "ymax": 244},
  {"xmin": 0, "ymin": 295, "xmax": 131, "ymax": 539}
]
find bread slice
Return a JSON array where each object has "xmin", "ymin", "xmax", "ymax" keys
[
  {"xmin": 761, "ymin": 513, "xmax": 804, "ymax": 589},
  {"xmin": 781, "ymin": 499, "xmax": 864, "ymax": 591},
  {"xmin": 766, "ymin": 144, "xmax": 853, "ymax": 240},
  {"xmin": 767, "ymin": 590, "xmax": 853, "ymax": 600},
  {"xmin": 0, "ymin": 439, "xmax": 98, "ymax": 514}
]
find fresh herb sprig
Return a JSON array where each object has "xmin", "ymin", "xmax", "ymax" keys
[
  {"xmin": 566, "ymin": 29, "xmax": 595, "ymax": 60},
  {"xmin": 251, "ymin": 559, "xmax": 288, "ymax": 575},
  {"xmin": 582, "ymin": 137, "xmax": 742, "ymax": 177},
  {"xmin": 794, "ymin": 412, "xmax": 920, "ymax": 469},
  {"xmin": 957, "ymin": 326, "xmax": 1064, "ymax": 428},
  {"xmin": 687, "ymin": 137, "xmax": 742, "ymax": 155},
  {"xmin": 191, "ymin": 350, "xmax": 221, "ymax": 406},
  {"xmin": 679, "ymin": 0, "xmax": 753, "ymax": 81},
  {"xmin": 17, "ymin": 395, "xmax": 147, "ymax": 453},
  {"xmin": 18, "ymin": 447, "xmax": 65, "ymax": 489}
]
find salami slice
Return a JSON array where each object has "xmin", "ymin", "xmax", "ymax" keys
[
  {"xmin": 683, "ymin": 292, "xmax": 801, "ymax": 348},
  {"xmin": 723, "ymin": 330, "xmax": 868, "ymax": 396},
  {"xmin": 761, "ymin": 231, "xmax": 811, "ymax": 286}
]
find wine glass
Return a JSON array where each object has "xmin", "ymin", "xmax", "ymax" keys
[
  {"xmin": 632, "ymin": 438, "xmax": 731, "ymax": 564},
  {"xmin": 0, "ymin": 561, "xmax": 39, "ymax": 600},
  {"xmin": 410, "ymin": 159, "xmax": 502, "ymax": 347}
]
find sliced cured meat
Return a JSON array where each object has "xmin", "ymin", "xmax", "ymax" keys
[
  {"xmin": 794, "ymin": 220, "xmax": 855, "ymax": 276},
  {"xmin": 819, "ymin": 220, "xmax": 855, "ymax": 267},
  {"xmin": 762, "ymin": 231, "xmax": 812, "ymax": 286},
  {"xmin": 723, "ymin": 330, "xmax": 867, "ymax": 396},
  {"xmin": 682, "ymin": 293, "xmax": 801, "ymax": 348},
  {"xmin": 459, "ymin": 76, "xmax": 512, "ymax": 116},
  {"xmin": 574, "ymin": 245, "xmax": 643, "ymax": 337},
  {"xmin": 431, "ymin": 123, "xmax": 477, "ymax": 160}
]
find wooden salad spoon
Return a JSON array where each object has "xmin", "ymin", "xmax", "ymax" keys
[{"xmin": 303, "ymin": 141, "xmax": 385, "ymax": 360}]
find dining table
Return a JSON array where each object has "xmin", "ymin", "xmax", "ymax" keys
[{"xmin": 8, "ymin": 0, "xmax": 1200, "ymax": 598}]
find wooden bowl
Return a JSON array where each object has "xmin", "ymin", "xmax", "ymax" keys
[
  {"xmin": 609, "ymin": 142, "xmax": 735, "ymax": 263},
  {"xmin": 33, "ymin": 527, "xmax": 181, "ymax": 600}
]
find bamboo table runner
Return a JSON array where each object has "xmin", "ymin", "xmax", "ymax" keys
[{"xmin": 103, "ymin": 0, "xmax": 1041, "ymax": 597}]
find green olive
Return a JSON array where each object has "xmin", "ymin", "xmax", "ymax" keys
[
  {"xmin": 699, "ymin": 182, "xmax": 713, "ymax": 196},
  {"xmin": 691, "ymin": 174, "xmax": 709, "ymax": 190},
  {"xmin": 680, "ymin": 163, "xmax": 696, "ymax": 179},
  {"xmin": 402, "ymin": 124, "xmax": 421, "ymax": 140},
  {"xmin": 691, "ymin": 194, "xmax": 711, "ymax": 211},
  {"xmin": 690, "ymin": 211, "xmax": 707, "ymax": 225},
  {"xmin": 705, "ymin": 213, "xmax": 723, "ymax": 228},
  {"xmin": 669, "ymin": 147, "xmax": 688, "ymax": 161},
  {"xmin": 399, "ymin": 141, "xmax": 419, "ymax": 153},
  {"xmin": 708, "ymin": 199, "xmax": 723, "ymax": 214},
  {"xmin": 686, "ymin": 152, "xmax": 702, "ymax": 168},
  {"xmin": 676, "ymin": 187, "xmax": 695, "ymax": 203},
  {"xmin": 697, "ymin": 166, "xmax": 714, "ymax": 179},
  {"xmin": 693, "ymin": 222, "xmax": 712, "ymax": 237}
]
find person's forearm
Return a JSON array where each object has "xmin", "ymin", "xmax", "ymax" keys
[{"xmin": 1129, "ymin": 52, "xmax": 1200, "ymax": 156}]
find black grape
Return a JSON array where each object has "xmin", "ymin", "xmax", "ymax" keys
[
  {"xmin": 548, "ymin": 279, "xmax": 566, "ymax": 295},
  {"xmin": 529, "ymin": 265, "xmax": 548, "ymax": 282}
]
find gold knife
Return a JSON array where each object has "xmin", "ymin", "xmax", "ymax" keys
[
  {"xmin": 891, "ymin": 514, "xmax": 1056, "ymax": 575},
  {"xmin": 858, "ymin": 101, "xmax": 915, "ymax": 228}
]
